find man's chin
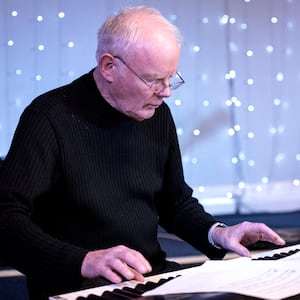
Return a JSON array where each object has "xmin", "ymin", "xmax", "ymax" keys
[{"xmin": 131, "ymin": 108, "xmax": 156, "ymax": 121}]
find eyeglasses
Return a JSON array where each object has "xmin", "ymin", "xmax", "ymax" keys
[{"xmin": 113, "ymin": 55, "xmax": 185, "ymax": 93}]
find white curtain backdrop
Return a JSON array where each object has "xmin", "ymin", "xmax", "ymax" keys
[{"xmin": 1, "ymin": 0, "xmax": 300, "ymax": 214}]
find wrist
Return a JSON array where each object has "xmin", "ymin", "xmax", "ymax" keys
[{"xmin": 208, "ymin": 222, "xmax": 227, "ymax": 249}]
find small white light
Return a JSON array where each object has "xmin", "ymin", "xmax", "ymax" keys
[
  {"xmin": 239, "ymin": 152, "xmax": 246, "ymax": 160},
  {"xmin": 228, "ymin": 128, "xmax": 235, "ymax": 136},
  {"xmin": 256, "ymin": 185, "xmax": 263, "ymax": 192},
  {"xmin": 225, "ymin": 70, "xmax": 236, "ymax": 79},
  {"xmin": 247, "ymin": 78, "xmax": 254, "ymax": 85},
  {"xmin": 248, "ymin": 160, "xmax": 255, "ymax": 167},
  {"xmin": 68, "ymin": 42, "xmax": 74, "ymax": 48},
  {"xmin": 174, "ymin": 99, "xmax": 181, "ymax": 106},
  {"xmin": 241, "ymin": 23, "xmax": 247, "ymax": 30},
  {"xmin": 191, "ymin": 158, "xmax": 198, "ymax": 164},
  {"xmin": 37, "ymin": 15, "xmax": 43, "ymax": 22},
  {"xmin": 275, "ymin": 153, "xmax": 285, "ymax": 163},
  {"xmin": 266, "ymin": 45, "xmax": 274, "ymax": 53},
  {"xmin": 176, "ymin": 128, "xmax": 183, "ymax": 135},
  {"xmin": 296, "ymin": 154, "xmax": 300, "ymax": 161},
  {"xmin": 220, "ymin": 15, "xmax": 229, "ymax": 25},
  {"xmin": 16, "ymin": 69, "xmax": 22, "ymax": 75},
  {"xmin": 225, "ymin": 99, "xmax": 233, "ymax": 106},
  {"xmin": 238, "ymin": 182, "xmax": 245, "ymax": 189},
  {"xmin": 11, "ymin": 11, "xmax": 18, "ymax": 17},
  {"xmin": 193, "ymin": 45, "xmax": 200, "ymax": 52},
  {"xmin": 246, "ymin": 50, "xmax": 253, "ymax": 57},
  {"xmin": 202, "ymin": 17, "xmax": 209, "ymax": 24},
  {"xmin": 182, "ymin": 156, "xmax": 189, "ymax": 163},
  {"xmin": 58, "ymin": 11, "xmax": 65, "ymax": 18},
  {"xmin": 202, "ymin": 100, "xmax": 209, "ymax": 107},
  {"xmin": 293, "ymin": 179, "xmax": 300, "ymax": 186},
  {"xmin": 8, "ymin": 40, "xmax": 14, "ymax": 46},
  {"xmin": 229, "ymin": 70, "xmax": 236, "ymax": 78},
  {"xmin": 271, "ymin": 17, "xmax": 278, "ymax": 24},
  {"xmin": 269, "ymin": 127, "xmax": 277, "ymax": 135},
  {"xmin": 234, "ymin": 99, "xmax": 241, "ymax": 107},
  {"xmin": 232, "ymin": 157, "xmax": 238, "ymax": 164},
  {"xmin": 198, "ymin": 186, "xmax": 205, "ymax": 192},
  {"xmin": 38, "ymin": 44, "xmax": 45, "ymax": 51},
  {"xmin": 193, "ymin": 129, "xmax": 200, "ymax": 136},
  {"xmin": 262, "ymin": 177, "xmax": 269, "ymax": 184},
  {"xmin": 234, "ymin": 124, "xmax": 241, "ymax": 131},
  {"xmin": 247, "ymin": 131, "xmax": 255, "ymax": 139},
  {"xmin": 276, "ymin": 72, "xmax": 284, "ymax": 81},
  {"xmin": 229, "ymin": 18, "xmax": 236, "ymax": 24},
  {"xmin": 248, "ymin": 105, "xmax": 255, "ymax": 112},
  {"xmin": 226, "ymin": 192, "xmax": 233, "ymax": 199},
  {"xmin": 35, "ymin": 75, "xmax": 42, "ymax": 81},
  {"xmin": 231, "ymin": 96, "xmax": 237, "ymax": 103}
]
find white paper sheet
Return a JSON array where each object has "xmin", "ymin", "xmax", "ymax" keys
[{"xmin": 144, "ymin": 251, "xmax": 300, "ymax": 300}]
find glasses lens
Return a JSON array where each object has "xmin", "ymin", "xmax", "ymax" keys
[
  {"xmin": 170, "ymin": 82, "xmax": 181, "ymax": 90},
  {"xmin": 169, "ymin": 73, "xmax": 184, "ymax": 90},
  {"xmin": 150, "ymin": 73, "xmax": 185, "ymax": 93}
]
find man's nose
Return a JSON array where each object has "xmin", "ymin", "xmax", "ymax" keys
[{"xmin": 155, "ymin": 83, "xmax": 172, "ymax": 98}]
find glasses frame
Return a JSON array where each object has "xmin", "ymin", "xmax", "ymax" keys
[{"xmin": 113, "ymin": 55, "xmax": 185, "ymax": 93}]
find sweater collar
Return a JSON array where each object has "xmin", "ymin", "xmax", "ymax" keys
[{"xmin": 69, "ymin": 69, "xmax": 135, "ymax": 127}]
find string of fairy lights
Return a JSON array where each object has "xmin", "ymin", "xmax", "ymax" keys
[{"xmin": 1, "ymin": 0, "xmax": 300, "ymax": 213}]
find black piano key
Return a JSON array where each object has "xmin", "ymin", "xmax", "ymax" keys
[
  {"xmin": 254, "ymin": 256, "xmax": 276, "ymax": 260},
  {"xmin": 76, "ymin": 291, "xmax": 129, "ymax": 299},
  {"xmin": 277, "ymin": 253, "xmax": 288, "ymax": 258},
  {"xmin": 252, "ymin": 248, "xmax": 300, "ymax": 261},
  {"xmin": 141, "ymin": 277, "xmax": 176, "ymax": 293},
  {"xmin": 78, "ymin": 294, "xmax": 104, "ymax": 299},
  {"xmin": 95, "ymin": 290, "xmax": 125, "ymax": 299},
  {"xmin": 134, "ymin": 281, "xmax": 157, "ymax": 294},
  {"xmin": 76, "ymin": 289, "xmax": 139, "ymax": 299},
  {"xmin": 289, "ymin": 249, "xmax": 300, "ymax": 255},
  {"xmin": 110, "ymin": 287, "xmax": 141, "ymax": 298},
  {"xmin": 75, "ymin": 276, "xmax": 179, "ymax": 299}
]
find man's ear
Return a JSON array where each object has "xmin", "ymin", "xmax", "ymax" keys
[{"xmin": 98, "ymin": 53, "xmax": 115, "ymax": 83}]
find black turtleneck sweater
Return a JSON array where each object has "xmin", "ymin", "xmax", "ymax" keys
[{"xmin": 0, "ymin": 70, "xmax": 225, "ymax": 298}]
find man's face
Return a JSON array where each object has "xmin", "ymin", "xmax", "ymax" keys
[{"xmin": 109, "ymin": 37, "xmax": 181, "ymax": 121}]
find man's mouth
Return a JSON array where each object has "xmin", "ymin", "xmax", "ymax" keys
[{"xmin": 147, "ymin": 102, "xmax": 162, "ymax": 109}]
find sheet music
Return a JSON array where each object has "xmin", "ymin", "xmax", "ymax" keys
[
  {"xmin": 49, "ymin": 244, "xmax": 300, "ymax": 300},
  {"xmin": 144, "ymin": 250, "xmax": 300, "ymax": 300}
]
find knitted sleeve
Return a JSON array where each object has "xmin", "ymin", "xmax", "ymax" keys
[
  {"xmin": 155, "ymin": 109, "xmax": 227, "ymax": 259},
  {"xmin": 0, "ymin": 103, "xmax": 87, "ymax": 293}
]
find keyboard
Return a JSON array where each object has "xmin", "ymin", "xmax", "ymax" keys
[{"xmin": 49, "ymin": 243, "xmax": 300, "ymax": 300}]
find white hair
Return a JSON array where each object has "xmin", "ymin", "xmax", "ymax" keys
[{"xmin": 95, "ymin": 6, "xmax": 182, "ymax": 62}]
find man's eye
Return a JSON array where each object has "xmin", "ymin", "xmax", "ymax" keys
[{"xmin": 145, "ymin": 79, "xmax": 160, "ymax": 86}]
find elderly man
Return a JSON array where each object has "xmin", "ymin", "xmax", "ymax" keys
[{"xmin": 0, "ymin": 6, "xmax": 284, "ymax": 300}]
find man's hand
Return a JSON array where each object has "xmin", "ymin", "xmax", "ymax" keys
[
  {"xmin": 81, "ymin": 245, "xmax": 152, "ymax": 283},
  {"xmin": 212, "ymin": 221, "xmax": 286, "ymax": 257}
]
